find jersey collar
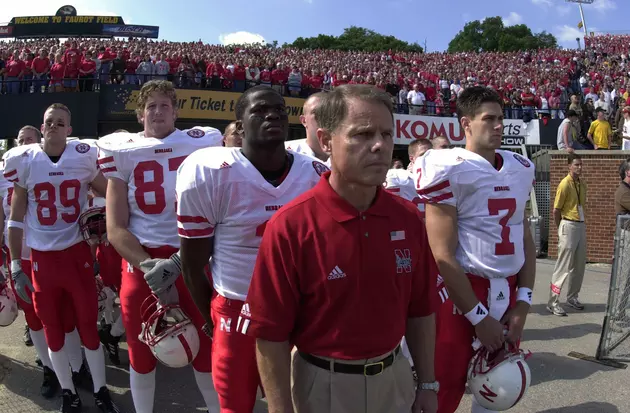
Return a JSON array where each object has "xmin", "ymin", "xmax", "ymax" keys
[{"xmin": 313, "ymin": 171, "xmax": 390, "ymax": 223}]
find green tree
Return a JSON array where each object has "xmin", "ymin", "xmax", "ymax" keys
[
  {"xmin": 287, "ymin": 26, "xmax": 423, "ymax": 53},
  {"xmin": 448, "ymin": 18, "xmax": 557, "ymax": 53}
]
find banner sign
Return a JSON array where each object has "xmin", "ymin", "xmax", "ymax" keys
[
  {"xmin": 102, "ymin": 86, "xmax": 307, "ymax": 124},
  {"xmin": 101, "ymin": 25, "xmax": 159, "ymax": 38},
  {"xmin": 6, "ymin": 14, "xmax": 128, "ymax": 38},
  {"xmin": 0, "ymin": 26, "xmax": 13, "ymax": 37},
  {"xmin": 393, "ymin": 114, "xmax": 541, "ymax": 146}
]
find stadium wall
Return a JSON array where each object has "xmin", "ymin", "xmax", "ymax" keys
[{"xmin": 548, "ymin": 150, "xmax": 630, "ymax": 263}]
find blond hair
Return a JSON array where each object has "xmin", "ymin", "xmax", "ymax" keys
[{"xmin": 135, "ymin": 80, "xmax": 178, "ymax": 118}]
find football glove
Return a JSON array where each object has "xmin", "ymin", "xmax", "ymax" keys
[{"xmin": 140, "ymin": 252, "xmax": 182, "ymax": 295}]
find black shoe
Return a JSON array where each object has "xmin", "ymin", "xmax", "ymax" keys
[
  {"xmin": 41, "ymin": 366, "xmax": 60, "ymax": 399},
  {"xmin": 35, "ymin": 356, "xmax": 43, "ymax": 367},
  {"xmin": 60, "ymin": 389, "xmax": 82, "ymax": 413},
  {"xmin": 94, "ymin": 386, "xmax": 121, "ymax": 413},
  {"xmin": 98, "ymin": 324, "xmax": 121, "ymax": 366},
  {"xmin": 72, "ymin": 363, "xmax": 93, "ymax": 392},
  {"xmin": 24, "ymin": 324, "xmax": 33, "ymax": 347}
]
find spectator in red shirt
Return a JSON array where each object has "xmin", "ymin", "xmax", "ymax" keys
[
  {"xmin": 271, "ymin": 62, "xmax": 288, "ymax": 95},
  {"xmin": 49, "ymin": 53, "xmax": 65, "ymax": 93},
  {"xmin": 245, "ymin": 85, "xmax": 438, "ymax": 413},
  {"xmin": 6, "ymin": 51, "xmax": 26, "ymax": 95},
  {"xmin": 97, "ymin": 46, "xmax": 113, "ymax": 84},
  {"xmin": 32, "ymin": 49, "xmax": 50, "ymax": 93},
  {"xmin": 78, "ymin": 50, "xmax": 96, "ymax": 92}
]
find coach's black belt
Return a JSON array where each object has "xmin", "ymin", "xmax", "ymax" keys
[
  {"xmin": 563, "ymin": 218, "xmax": 584, "ymax": 223},
  {"xmin": 299, "ymin": 345, "xmax": 400, "ymax": 376}
]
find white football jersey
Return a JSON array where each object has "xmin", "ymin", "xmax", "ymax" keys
[
  {"xmin": 415, "ymin": 148, "xmax": 535, "ymax": 279},
  {"xmin": 384, "ymin": 168, "xmax": 421, "ymax": 204},
  {"xmin": 3, "ymin": 141, "xmax": 99, "ymax": 252},
  {"xmin": 0, "ymin": 160, "xmax": 30, "ymax": 260},
  {"xmin": 97, "ymin": 127, "xmax": 223, "ymax": 248},
  {"xmin": 285, "ymin": 138, "xmax": 331, "ymax": 167},
  {"xmin": 176, "ymin": 147, "xmax": 328, "ymax": 301}
]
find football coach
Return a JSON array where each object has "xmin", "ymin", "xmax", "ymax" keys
[{"xmin": 242, "ymin": 84, "xmax": 439, "ymax": 413}]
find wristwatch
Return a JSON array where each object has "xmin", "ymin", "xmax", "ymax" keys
[{"xmin": 419, "ymin": 381, "xmax": 440, "ymax": 393}]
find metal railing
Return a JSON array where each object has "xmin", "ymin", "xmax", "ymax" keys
[{"xmin": 597, "ymin": 214, "xmax": 630, "ymax": 361}]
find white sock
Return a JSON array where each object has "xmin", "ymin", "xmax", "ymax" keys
[
  {"xmin": 65, "ymin": 329, "xmax": 83, "ymax": 373},
  {"xmin": 110, "ymin": 313, "xmax": 125, "ymax": 337},
  {"xmin": 84, "ymin": 344, "xmax": 106, "ymax": 392},
  {"xmin": 130, "ymin": 367, "xmax": 156, "ymax": 413},
  {"xmin": 472, "ymin": 398, "xmax": 498, "ymax": 413},
  {"xmin": 49, "ymin": 348, "xmax": 75, "ymax": 393},
  {"xmin": 193, "ymin": 369, "xmax": 220, "ymax": 413},
  {"xmin": 30, "ymin": 329, "xmax": 53, "ymax": 370}
]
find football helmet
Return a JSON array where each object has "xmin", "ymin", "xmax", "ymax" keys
[
  {"xmin": 79, "ymin": 202, "xmax": 106, "ymax": 246},
  {"xmin": 0, "ymin": 283, "xmax": 19, "ymax": 326},
  {"xmin": 467, "ymin": 343, "xmax": 532, "ymax": 411},
  {"xmin": 138, "ymin": 294, "xmax": 200, "ymax": 368}
]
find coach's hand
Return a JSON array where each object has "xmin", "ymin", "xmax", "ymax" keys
[
  {"xmin": 141, "ymin": 252, "xmax": 182, "ymax": 295},
  {"xmin": 474, "ymin": 316, "xmax": 505, "ymax": 353},
  {"xmin": 413, "ymin": 389, "xmax": 437, "ymax": 413},
  {"xmin": 11, "ymin": 267, "xmax": 34, "ymax": 304},
  {"xmin": 501, "ymin": 301, "xmax": 530, "ymax": 344}
]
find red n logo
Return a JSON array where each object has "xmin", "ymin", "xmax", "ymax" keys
[
  {"xmin": 0, "ymin": 303, "xmax": 5, "ymax": 313},
  {"xmin": 479, "ymin": 384, "xmax": 498, "ymax": 403}
]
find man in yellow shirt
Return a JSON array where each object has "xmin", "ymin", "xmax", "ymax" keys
[
  {"xmin": 548, "ymin": 153, "xmax": 587, "ymax": 316},
  {"xmin": 587, "ymin": 107, "xmax": 612, "ymax": 149}
]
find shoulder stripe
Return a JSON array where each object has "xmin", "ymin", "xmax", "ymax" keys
[
  {"xmin": 177, "ymin": 215, "xmax": 209, "ymax": 224},
  {"xmin": 385, "ymin": 187, "xmax": 401, "ymax": 193},
  {"xmin": 3, "ymin": 170, "xmax": 16, "ymax": 178},
  {"xmin": 97, "ymin": 156, "xmax": 114, "ymax": 165},
  {"xmin": 178, "ymin": 227, "xmax": 214, "ymax": 238},
  {"xmin": 100, "ymin": 166, "xmax": 117, "ymax": 174},
  {"xmin": 417, "ymin": 180, "xmax": 450, "ymax": 196}
]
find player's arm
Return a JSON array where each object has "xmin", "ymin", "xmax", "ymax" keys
[
  {"xmin": 89, "ymin": 172, "xmax": 107, "ymax": 198},
  {"xmin": 105, "ymin": 178, "xmax": 151, "ymax": 268},
  {"xmin": 180, "ymin": 237, "xmax": 214, "ymax": 326},
  {"xmin": 8, "ymin": 184, "xmax": 27, "ymax": 264},
  {"xmin": 425, "ymin": 203, "xmax": 505, "ymax": 352}
]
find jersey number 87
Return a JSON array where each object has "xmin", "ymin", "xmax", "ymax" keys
[{"xmin": 133, "ymin": 156, "xmax": 187, "ymax": 215}]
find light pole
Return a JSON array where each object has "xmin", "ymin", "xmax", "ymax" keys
[{"xmin": 566, "ymin": 0, "xmax": 594, "ymax": 40}]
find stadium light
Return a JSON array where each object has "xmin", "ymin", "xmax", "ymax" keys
[{"xmin": 566, "ymin": 0, "xmax": 595, "ymax": 41}]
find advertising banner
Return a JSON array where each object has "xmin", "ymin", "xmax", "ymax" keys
[
  {"xmin": 102, "ymin": 25, "xmax": 159, "ymax": 38},
  {"xmin": 102, "ymin": 86, "xmax": 307, "ymax": 124},
  {"xmin": 393, "ymin": 114, "xmax": 541, "ymax": 146},
  {"xmin": 0, "ymin": 26, "xmax": 13, "ymax": 37}
]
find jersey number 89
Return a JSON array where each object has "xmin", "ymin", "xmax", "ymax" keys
[{"xmin": 34, "ymin": 180, "xmax": 81, "ymax": 226}]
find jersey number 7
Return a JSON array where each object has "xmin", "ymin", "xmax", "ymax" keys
[{"xmin": 488, "ymin": 198, "xmax": 516, "ymax": 256}]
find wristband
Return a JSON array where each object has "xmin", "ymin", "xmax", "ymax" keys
[
  {"xmin": 7, "ymin": 220, "xmax": 25, "ymax": 230},
  {"xmin": 10, "ymin": 259, "xmax": 22, "ymax": 274},
  {"xmin": 464, "ymin": 302, "xmax": 489, "ymax": 326},
  {"xmin": 516, "ymin": 287, "xmax": 533, "ymax": 305}
]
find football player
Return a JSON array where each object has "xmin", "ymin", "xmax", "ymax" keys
[
  {"xmin": 415, "ymin": 86, "xmax": 536, "ymax": 413},
  {"xmin": 285, "ymin": 92, "xmax": 329, "ymax": 163},
  {"xmin": 145, "ymin": 85, "xmax": 329, "ymax": 413},
  {"xmin": 5, "ymin": 105, "xmax": 120, "ymax": 413},
  {"xmin": 223, "ymin": 121, "xmax": 243, "ymax": 147},
  {"xmin": 97, "ymin": 80, "xmax": 222, "ymax": 413}
]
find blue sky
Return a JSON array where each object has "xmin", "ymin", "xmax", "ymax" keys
[{"xmin": 0, "ymin": 0, "xmax": 626, "ymax": 51}]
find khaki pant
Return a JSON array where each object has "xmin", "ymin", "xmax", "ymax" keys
[
  {"xmin": 291, "ymin": 348, "xmax": 415, "ymax": 413},
  {"xmin": 549, "ymin": 220, "xmax": 587, "ymax": 305}
]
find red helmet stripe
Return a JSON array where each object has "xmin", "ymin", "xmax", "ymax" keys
[
  {"xmin": 177, "ymin": 332, "xmax": 194, "ymax": 363},
  {"xmin": 511, "ymin": 360, "xmax": 528, "ymax": 407}
]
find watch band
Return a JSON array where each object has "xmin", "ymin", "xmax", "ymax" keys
[{"xmin": 420, "ymin": 381, "xmax": 440, "ymax": 393}]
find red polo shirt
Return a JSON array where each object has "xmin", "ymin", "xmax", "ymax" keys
[{"xmin": 244, "ymin": 171, "xmax": 438, "ymax": 360}]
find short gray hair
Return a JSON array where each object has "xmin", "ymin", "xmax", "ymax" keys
[
  {"xmin": 620, "ymin": 158, "xmax": 630, "ymax": 181},
  {"xmin": 314, "ymin": 85, "xmax": 393, "ymax": 134}
]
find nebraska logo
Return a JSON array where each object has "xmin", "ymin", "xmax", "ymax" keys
[
  {"xmin": 75, "ymin": 143, "xmax": 90, "ymax": 154},
  {"xmin": 513, "ymin": 154, "xmax": 531, "ymax": 168},
  {"xmin": 312, "ymin": 161, "xmax": 329, "ymax": 176},
  {"xmin": 187, "ymin": 128, "xmax": 205, "ymax": 138},
  {"xmin": 479, "ymin": 384, "xmax": 498, "ymax": 403},
  {"xmin": 394, "ymin": 249, "xmax": 412, "ymax": 274}
]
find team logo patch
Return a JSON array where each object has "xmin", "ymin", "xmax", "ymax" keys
[
  {"xmin": 312, "ymin": 161, "xmax": 329, "ymax": 176},
  {"xmin": 75, "ymin": 143, "xmax": 90, "ymax": 154},
  {"xmin": 187, "ymin": 129, "xmax": 205, "ymax": 138},
  {"xmin": 513, "ymin": 153, "xmax": 531, "ymax": 168},
  {"xmin": 394, "ymin": 248, "xmax": 412, "ymax": 274}
]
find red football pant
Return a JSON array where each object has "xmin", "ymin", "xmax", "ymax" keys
[
  {"xmin": 5, "ymin": 249, "xmax": 76, "ymax": 334},
  {"xmin": 435, "ymin": 275, "xmax": 517, "ymax": 413},
  {"xmin": 119, "ymin": 246, "xmax": 212, "ymax": 374},
  {"xmin": 97, "ymin": 241, "xmax": 122, "ymax": 291},
  {"xmin": 211, "ymin": 295, "xmax": 262, "ymax": 413},
  {"xmin": 30, "ymin": 242, "xmax": 99, "ymax": 352}
]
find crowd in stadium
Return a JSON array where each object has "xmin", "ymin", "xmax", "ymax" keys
[{"xmin": 1, "ymin": 35, "xmax": 630, "ymax": 129}]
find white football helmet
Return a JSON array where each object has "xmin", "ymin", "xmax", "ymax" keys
[
  {"xmin": 467, "ymin": 343, "xmax": 532, "ymax": 411},
  {"xmin": 139, "ymin": 294, "xmax": 200, "ymax": 368},
  {"xmin": 0, "ymin": 283, "xmax": 19, "ymax": 326}
]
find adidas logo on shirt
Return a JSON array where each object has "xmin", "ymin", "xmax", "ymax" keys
[
  {"xmin": 497, "ymin": 291, "xmax": 506, "ymax": 301},
  {"xmin": 327, "ymin": 266, "xmax": 347, "ymax": 280}
]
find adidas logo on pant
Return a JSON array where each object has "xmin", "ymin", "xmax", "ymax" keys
[{"xmin": 327, "ymin": 266, "xmax": 346, "ymax": 280}]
